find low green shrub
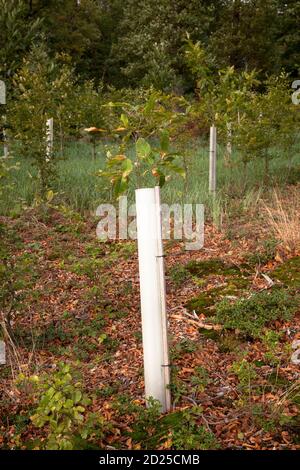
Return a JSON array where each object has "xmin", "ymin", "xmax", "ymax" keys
[
  {"xmin": 27, "ymin": 363, "xmax": 104, "ymax": 449},
  {"xmin": 113, "ymin": 396, "xmax": 219, "ymax": 450},
  {"xmin": 215, "ymin": 288, "xmax": 298, "ymax": 338}
]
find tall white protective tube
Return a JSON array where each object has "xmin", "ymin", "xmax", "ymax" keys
[
  {"xmin": 46, "ymin": 118, "xmax": 54, "ymax": 160},
  {"xmin": 135, "ymin": 187, "xmax": 171, "ymax": 412},
  {"xmin": 0, "ymin": 81, "xmax": 8, "ymax": 157},
  {"xmin": 209, "ymin": 125, "xmax": 217, "ymax": 193}
]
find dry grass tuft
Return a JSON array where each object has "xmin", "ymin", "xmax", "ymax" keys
[{"xmin": 263, "ymin": 186, "xmax": 300, "ymax": 252}]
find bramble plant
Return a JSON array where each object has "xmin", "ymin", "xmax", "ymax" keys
[{"xmin": 28, "ymin": 362, "xmax": 104, "ymax": 450}]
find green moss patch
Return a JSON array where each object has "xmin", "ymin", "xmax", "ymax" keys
[
  {"xmin": 185, "ymin": 277, "xmax": 249, "ymax": 316},
  {"xmin": 186, "ymin": 259, "xmax": 242, "ymax": 277},
  {"xmin": 271, "ymin": 256, "xmax": 300, "ymax": 289},
  {"xmin": 185, "ymin": 257, "xmax": 251, "ymax": 317}
]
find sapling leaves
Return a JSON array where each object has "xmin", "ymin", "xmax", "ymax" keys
[
  {"xmin": 97, "ymin": 93, "xmax": 187, "ymax": 196},
  {"xmin": 136, "ymin": 138, "xmax": 151, "ymax": 160}
]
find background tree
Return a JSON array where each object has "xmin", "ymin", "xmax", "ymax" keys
[
  {"xmin": 4, "ymin": 0, "xmax": 299, "ymax": 89},
  {"xmin": 84, "ymin": 0, "xmax": 125, "ymax": 85},
  {"xmin": 276, "ymin": 0, "xmax": 300, "ymax": 75},
  {"xmin": 8, "ymin": 45, "xmax": 73, "ymax": 197},
  {"xmin": 185, "ymin": 39, "xmax": 300, "ymax": 181},
  {"xmin": 208, "ymin": 0, "xmax": 281, "ymax": 76},
  {"xmin": 0, "ymin": 0, "xmax": 42, "ymax": 86},
  {"xmin": 28, "ymin": 0, "xmax": 103, "ymax": 82},
  {"xmin": 109, "ymin": 0, "xmax": 221, "ymax": 91},
  {"xmin": 232, "ymin": 74, "xmax": 300, "ymax": 177}
]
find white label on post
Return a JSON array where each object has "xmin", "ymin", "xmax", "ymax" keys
[{"xmin": 135, "ymin": 187, "xmax": 171, "ymax": 412}]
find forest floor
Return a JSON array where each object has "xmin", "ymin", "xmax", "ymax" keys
[{"xmin": 0, "ymin": 185, "xmax": 300, "ymax": 450}]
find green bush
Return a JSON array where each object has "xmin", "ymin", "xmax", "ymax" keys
[
  {"xmin": 215, "ymin": 289, "xmax": 299, "ymax": 338},
  {"xmin": 28, "ymin": 363, "xmax": 104, "ymax": 450}
]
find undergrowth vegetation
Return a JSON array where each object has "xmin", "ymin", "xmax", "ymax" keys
[{"xmin": 0, "ymin": 188, "xmax": 300, "ymax": 450}]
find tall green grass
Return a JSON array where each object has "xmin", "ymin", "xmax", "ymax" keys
[{"xmin": 1, "ymin": 137, "xmax": 300, "ymax": 217}]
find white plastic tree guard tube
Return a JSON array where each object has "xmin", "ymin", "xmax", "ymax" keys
[
  {"xmin": 46, "ymin": 117, "xmax": 54, "ymax": 160},
  {"xmin": 226, "ymin": 122, "xmax": 232, "ymax": 158},
  {"xmin": 3, "ymin": 127, "xmax": 8, "ymax": 158},
  {"xmin": 135, "ymin": 186, "xmax": 171, "ymax": 412},
  {"xmin": 0, "ymin": 80, "xmax": 8, "ymax": 157},
  {"xmin": 0, "ymin": 340, "xmax": 6, "ymax": 365},
  {"xmin": 0, "ymin": 80, "xmax": 5, "ymax": 105},
  {"xmin": 209, "ymin": 125, "xmax": 217, "ymax": 193}
]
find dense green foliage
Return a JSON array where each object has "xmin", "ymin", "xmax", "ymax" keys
[
  {"xmin": 20, "ymin": 363, "xmax": 104, "ymax": 450},
  {"xmin": 1, "ymin": 1, "xmax": 299, "ymax": 90}
]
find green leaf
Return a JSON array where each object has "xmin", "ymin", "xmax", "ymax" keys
[
  {"xmin": 170, "ymin": 165, "xmax": 186, "ymax": 178},
  {"xmin": 65, "ymin": 399, "xmax": 74, "ymax": 408},
  {"xmin": 144, "ymin": 94, "xmax": 156, "ymax": 114},
  {"xmin": 46, "ymin": 190, "xmax": 54, "ymax": 202},
  {"xmin": 81, "ymin": 429, "xmax": 89, "ymax": 439},
  {"xmin": 46, "ymin": 387, "xmax": 55, "ymax": 399},
  {"xmin": 114, "ymin": 176, "xmax": 128, "ymax": 197},
  {"xmin": 161, "ymin": 161, "xmax": 185, "ymax": 178},
  {"xmin": 160, "ymin": 130, "xmax": 169, "ymax": 153},
  {"xmin": 74, "ymin": 391, "xmax": 82, "ymax": 404},
  {"xmin": 121, "ymin": 158, "xmax": 133, "ymax": 179},
  {"xmin": 98, "ymin": 333, "xmax": 107, "ymax": 344},
  {"xmin": 76, "ymin": 406, "xmax": 85, "ymax": 413},
  {"xmin": 60, "ymin": 439, "xmax": 73, "ymax": 450},
  {"xmin": 136, "ymin": 138, "xmax": 151, "ymax": 160},
  {"xmin": 120, "ymin": 113, "xmax": 129, "ymax": 127},
  {"xmin": 107, "ymin": 155, "xmax": 127, "ymax": 167}
]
